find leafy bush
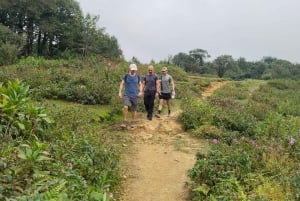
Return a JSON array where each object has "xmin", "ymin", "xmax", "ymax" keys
[
  {"xmin": 180, "ymin": 100, "xmax": 216, "ymax": 130},
  {"xmin": 0, "ymin": 79, "xmax": 52, "ymax": 139},
  {"xmin": 186, "ymin": 79, "xmax": 300, "ymax": 200}
]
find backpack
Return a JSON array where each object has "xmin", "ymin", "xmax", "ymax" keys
[{"xmin": 124, "ymin": 74, "xmax": 140, "ymax": 83}]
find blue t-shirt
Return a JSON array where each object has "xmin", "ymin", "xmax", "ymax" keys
[{"xmin": 123, "ymin": 74, "xmax": 139, "ymax": 97}]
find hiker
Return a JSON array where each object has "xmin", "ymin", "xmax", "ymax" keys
[
  {"xmin": 142, "ymin": 65, "xmax": 159, "ymax": 120},
  {"xmin": 118, "ymin": 63, "xmax": 143, "ymax": 127},
  {"xmin": 155, "ymin": 67, "xmax": 175, "ymax": 118}
]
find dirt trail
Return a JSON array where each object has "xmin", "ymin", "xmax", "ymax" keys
[{"xmin": 119, "ymin": 81, "xmax": 229, "ymax": 201}]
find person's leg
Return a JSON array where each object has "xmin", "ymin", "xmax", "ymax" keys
[
  {"xmin": 148, "ymin": 92, "xmax": 156, "ymax": 120},
  {"xmin": 165, "ymin": 93, "xmax": 172, "ymax": 116},
  {"xmin": 121, "ymin": 96, "xmax": 131, "ymax": 127},
  {"xmin": 123, "ymin": 105, "xmax": 128, "ymax": 122},
  {"xmin": 155, "ymin": 98, "xmax": 163, "ymax": 118},
  {"xmin": 144, "ymin": 93, "xmax": 150, "ymax": 118},
  {"xmin": 130, "ymin": 96, "xmax": 138, "ymax": 124},
  {"xmin": 131, "ymin": 110, "xmax": 137, "ymax": 121},
  {"xmin": 166, "ymin": 99, "xmax": 171, "ymax": 116}
]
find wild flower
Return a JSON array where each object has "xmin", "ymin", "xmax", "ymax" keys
[
  {"xmin": 67, "ymin": 162, "xmax": 73, "ymax": 170},
  {"xmin": 213, "ymin": 139, "xmax": 218, "ymax": 144},
  {"xmin": 290, "ymin": 137, "xmax": 295, "ymax": 145},
  {"xmin": 109, "ymin": 193, "xmax": 114, "ymax": 199}
]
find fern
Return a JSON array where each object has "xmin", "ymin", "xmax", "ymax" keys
[{"xmin": 41, "ymin": 180, "xmax": 67, "ymax": 200}]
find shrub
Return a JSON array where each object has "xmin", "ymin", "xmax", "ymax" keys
[
  {"xmin": 180, "ymin": 100, "xmax": 216, "ymax": 130},
  {"xmin": 0, "ymin": 79, "xmax": 52, "ymax": 139}
]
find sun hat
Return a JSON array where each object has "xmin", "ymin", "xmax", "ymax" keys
[
  {"xmin": 129, "ymin": 63, "xmax": 137, "ymax": 71},
  {"xmin": 161, "ymin": 67, "xmax": 168, "ymax": 72}
]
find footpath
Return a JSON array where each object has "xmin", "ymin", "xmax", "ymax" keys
[{"xmin": 119, "ymin": 81, "xmax": 228, "ymax": 201}]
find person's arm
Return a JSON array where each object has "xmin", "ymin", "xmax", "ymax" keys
[
  {"xmin": 142, "ymin": 77, "xmax": 146, "ymax": 92},
  {"xmin": 138, "ymin": 80, "xmax": 143, "ymax": 97},
  {"xmin": 156, "ymin": 77, "xmax": 161, "ymax": 95},
  {"xmin": 171, "ymin": 79, "xmax": 175, "ymax": 92},
  {"xmin": 118, "ymin": 80, "xmax": 125, "ymax": 98}
]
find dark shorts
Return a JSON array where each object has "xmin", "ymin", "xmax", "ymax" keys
[
  {"xmin": 124, "ymin": 96, "xmax": 138, "ymax": 111},
  {"xmin": 159, "ymin": 93, "xmax": 171, "ymax": 100}
]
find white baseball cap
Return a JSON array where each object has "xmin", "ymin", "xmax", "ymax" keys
[{"xmin": 129, "ymin": 63, "xmax": 137, "ymax": 71}]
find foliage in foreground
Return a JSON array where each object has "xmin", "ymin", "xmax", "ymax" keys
[
  {"xmin": 181, "ymin": 79, "xmax": 300, "ymax": 200},
  {"xmin": 0, "ymin": 80, "xmax": 121, "ymax": 201}
]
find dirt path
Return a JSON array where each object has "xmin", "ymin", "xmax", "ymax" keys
[{"xmin": 119, "ymin": 81, "xmax": 229, "ymax": 201}]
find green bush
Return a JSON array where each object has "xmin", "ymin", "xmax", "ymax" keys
[
  {"xmin": 0, "ymin": 43, "xmax": 18, "ymax": 66},
  {"xmin": 0, "ymin": 79, "xmax": 52, "ymax": 139},
  {"xmin": 180, "ymin": 100, "xmax": 216, "ymax": 130}
]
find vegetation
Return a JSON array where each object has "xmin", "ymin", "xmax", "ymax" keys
[
  {"xmin": 1, "ymin": 1, "xmax": 300, "ymax": 200},
  {"xmin": 0, "ymin": 57, "xmax": 190, "ymax": 200},
  {"xmin": 181, "ymin": 79, "xmax": 300, "ymax": 200},
  {"xmin": 0, "ymin": 78, "xmax": 124, "ymax": 200},
  {"xmin": 171, "ymin": 49, "xmax": 300, "ymax": 80},
  {"xmin": 0, "ymin": 0, "xmax": 122, "ymax": 64}
]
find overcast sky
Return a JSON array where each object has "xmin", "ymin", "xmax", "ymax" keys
[{"xmin": 77, "ymin": 0, "xmax": 300, "ymax": 64}]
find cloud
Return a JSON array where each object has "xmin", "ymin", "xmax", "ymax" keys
[{"xmin": 78, "ymin": 0, "xmax": 300, "ymax": 63}]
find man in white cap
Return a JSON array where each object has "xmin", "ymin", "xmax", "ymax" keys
[{"xmin": 118, "ymin": 63, "xmax": 143, "ymax": 128}]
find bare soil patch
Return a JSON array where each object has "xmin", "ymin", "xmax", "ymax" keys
[{"xmin": 119, "ymin": 81, "xmax": 229, "ymax": 201}]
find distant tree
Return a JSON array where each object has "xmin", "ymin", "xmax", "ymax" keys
[
  {"xmin": 189, "ymin": 48, "xmax": 210, "ymax": 66},
  {"xmin": 213, "ymin": 55, "xmax": 235, "ymax": 78},
  {"xmin": 262, "ymin": 56, "xmax": 278, "ymax": 64},
  {"xmin": 150, "ymin": 59, "xmax": 156, "ymax": 65},
  {"xmin": 250, "ymin": 61, "xmax": 267, "ymax": 79},
  {"xmin": 0, "ymin": 0, "xmax": 122, "ymax": 60},
  {"xmin": 237, "ymin": 57, "xmax": 254, "ymax": 79},
  {"xmin": 131, "ymin": 56, "xmax": 140, "ymax": 64},
  {"xmin": 172, "ymin": 52, "xmax": 194, "ymax": 71},
  {"xmin": 172, "ymin": 49, "xmax": 209, "ymax": 73},
  {"xmin": 0, "ymin": 24, "xmax": 23, "ymax": 65}
]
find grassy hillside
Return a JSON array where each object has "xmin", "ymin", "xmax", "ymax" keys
[
  {"xmin": 181, "ymin": 79, "xmax": 300, "ymax": 200},
  {"xmin": 2, "ymin": 57, "xmax": 299, "ymax": 200},
  {"xmin": 0, "ymin": 57, "xmax": 194, "ymax": 200}
]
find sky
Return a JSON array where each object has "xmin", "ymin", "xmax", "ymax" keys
[{"xmin": 77, "ymin": 0, "xmax": 300, "ymax": 64}]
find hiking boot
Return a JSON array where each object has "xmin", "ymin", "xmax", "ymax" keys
[
  {"xmin": 121, "ymin": 120, "xmax": 128, "ymax": 128},
  {"xmin": 130, "ymin": 121, "xmax": 135, "ymax": 128},
  {"xmin": 155, "ymin": 113, "xmax": 160, "ymax": 118}
]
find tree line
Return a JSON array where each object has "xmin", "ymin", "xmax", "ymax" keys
[
  {"xmin": 0, "ymin": 0, "xmax": 123, "ymax": 65},
  {"xmin": 167, "ymin": 49, "xmax": 300, "ymax": 80},
  {"xmin": 1, "ymin": 1, "xmax": 300, "ymax": 80}
]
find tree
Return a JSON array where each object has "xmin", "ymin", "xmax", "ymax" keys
[
  {"xmin": 0, "ymin": 24, "xmax": 23, "ymax": 65},
  {"xmin": 172, "ymin": 52, "xmax": 193, "ymax": 71},
  {"xmin": 189, "ymin": 48, "xmax": 210, "ymax": 66},
  {"xmin": 0, "ymin": 0, "xmax": 122, "ymax": 60},
  {"xmin": 213, "ymin": 55, "xmax": 235, "ymax": 78},
  {"xmin": 131, "ymin": 56, "xmax": 140, "ymax": 64}
]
